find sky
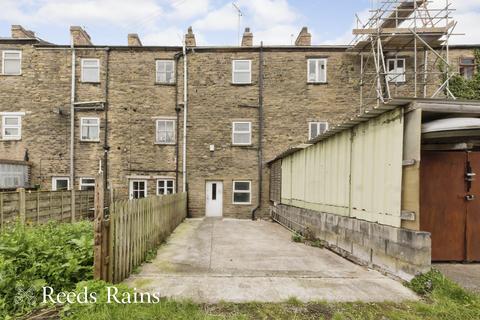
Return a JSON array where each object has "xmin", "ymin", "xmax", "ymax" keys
[{"xmin": 0, "ymin": 0, "xmax": 479, "ymax": 46}]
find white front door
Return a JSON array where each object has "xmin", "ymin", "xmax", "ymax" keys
[{"xmin": 206, "ymin": 181, "xmax": 223, "ymax": 217}]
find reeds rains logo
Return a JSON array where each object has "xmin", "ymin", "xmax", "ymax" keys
[{"xmin": 42, "ymin": 286, "xmax": 163, "ymax": 304}]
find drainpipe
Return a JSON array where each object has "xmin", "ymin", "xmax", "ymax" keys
[
  {"xmin": 182, "ymin": 41, "xmax": 188, "ymax": 194},
  {"xmin": 103, "ymin": 48, "xmax": 110, "ymax": 205},
  {"xmin": 174, "ymin": 51, "xmax": 182, "ymax": 193},
  {"xmin": 251, "ymin": 42, "xmax": 264, "ymax": 220},
  {"xmin": 70, "ymin": 35, "xmax": 76, "ymax": 222}
]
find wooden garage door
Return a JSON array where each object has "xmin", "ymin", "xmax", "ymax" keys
[{"xmin": 421, "ymin": 151, "xmax": 480, "ymax": 262}]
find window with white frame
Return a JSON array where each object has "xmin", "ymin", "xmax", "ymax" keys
[
  {"xmin": 233, "ymin": 181, "xmax": 251, "ymax": 204},
  {"xmin": 79, "ymin": 177, "xmax": 95, "ymax": 191},
  {"xmin": 156, "ymin": 60, "xmax": 175, "ymax": 84},
  {"xmin": 80, "ymin": 117, "xmax": 100, "ymax": 141},
  {"xmin": 232, "ymin": 121, "xmax": 251, "ymax": 145},
  {"xmin": 1, "ymin": 115, "xmax": 22, "ymax": 140},
  {"xmin": 81, "ymin": 58, "xmax": 100, "ymax": 83},
  {"xmin": 232, "ymin": 60, "xmax": 252, "ymax": 84},
  {"xmin": 156, "ymin": 119, "xmax": 175, "ymax": 144},
  {"xmin": 460, "ymin": 57, "xmax": 476, "ymax": 80},
  {"xmin": 157, "ymin": 179, "xmax": 175, "ymax": 195},
  {"xmin": 386, "ymin": 58, "xmax": 406, "ymax": 83},
  {"xmin": 2, "ymin": 50, "xmax": 22, "ymax": 75},
  {"xmin": 52, "ymin": 177, "xmax": 70, "ymax": 191},
  {"xmin": 309, "ymin": 121, "xmax": 329, "ymax": 140},
  {"xmin": 129, "ymin": 180, "xmax": 147, "ymax": 199},
  {"xmin": 307, "ymin": 58, "xmax": 327, "ymax": 83}
]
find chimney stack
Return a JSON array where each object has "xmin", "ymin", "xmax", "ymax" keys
[
  {"xmin": 295, "ymin": 27, "xmax": 311, "ymax": 46},
  {"xmin": 70, "ymin": 26, "xmax": 93, "ymax": 46},
  {"xmin": 11, "ymin": 25, "xmax": 35, "ymax": 39},
  {"xmin": 185, "ymin": 26, "xmax": 196, "ymax": 47},
  {"xmin": 241, "ymin": 27, "xmax": 253, "ymax": 47},
  {"xmin": 128, "ymin": 33, "xmax": 142, "ymax": 46}
]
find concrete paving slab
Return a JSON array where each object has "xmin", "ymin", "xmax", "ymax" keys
[
  {"xmin": 125, "ymin": 218, "xmax": 418, "ymax": 303},
  {"xmin": 436, "ymin": 263, "xmax": 480, "ymax": 293}
]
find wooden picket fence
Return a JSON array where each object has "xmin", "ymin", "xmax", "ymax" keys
[
  {"xmin": 0, "ymin": 189, "xmax": 94, "ymax": 229},
  {"xmin": 93, "ymin": 174, "xmax": 187, "ymax": 283}
]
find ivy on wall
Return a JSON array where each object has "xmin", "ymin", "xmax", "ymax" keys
[{"xmin": 448, "ymin": 49, "xmax": 480, "ymax": 100}]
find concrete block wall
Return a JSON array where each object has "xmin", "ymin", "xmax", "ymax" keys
[{"xmin": 271, "ymin": 203, "xmax": 431, "ymax": 280}]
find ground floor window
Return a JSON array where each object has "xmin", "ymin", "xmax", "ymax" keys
[
  {"xmin": 157, "ymin": 179, "xmax": 175, "ymax": 195},
  {"xmin": 232, "ymin": 180, "xmax": 251, "ymax": 204},
  {"xmin": 79, "ymin": 177, "xmax": 95, "ymax": 191},
  {"xmin": 129, "ymin": 180, "xmax": 147, "ymax": 199},
  {"xmin": 52, "ymin": 177, "xmax": 70, "ymax": 191}
]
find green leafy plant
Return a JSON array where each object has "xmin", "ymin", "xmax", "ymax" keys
[
  {"xmin": 443, "ymin": 49, "xmax": 480, "ymax": 100},
  {"xmin": 0, "ymin": 221, "xmax": 94, "ymax": 318},
  {"xmin": 291, "ymin": 232, "xmax": 304, "ymax": 243}
]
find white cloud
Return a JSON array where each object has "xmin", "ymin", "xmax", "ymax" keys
[{"xmin": 193, "ymin": 3, "xmax": 238, "ymax": 31}]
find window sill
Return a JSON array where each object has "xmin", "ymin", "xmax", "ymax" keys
[
  {"xmin": 231, "ymin": 82, "xmax": 253, "ymax": 86},
  {"xmin": 80, "ymin": 139, "xmax": 100, "ymax": 143},
  {"xmin": 1, "ymin": 73, "xmax": 22, "ymax": 76},
  {"xmin": 307, "ymin": 82, "xmax": 328, "ymax": 85},
  {"xmin": 155, "ymin": 82, "xmax": 176, "ymax": 86},
  {"xmin": 80, "ymin": 81, "xmax": 101, "ymax": 84},
  {"xmin": 388, "ymin": 81, "xmax": 407, "ymax": 85},
  {"xmin": 232, "ymin": 144, "xmax": 253, "ymax": 147},
  {"xmin": 154, "ymin": 142, "xmax": 176, "ymax": 145},
  {"xmin": 1, "ymin": 137, "xmax": 21, "ymax": 141},
  {"xmin": 233, "ymin": 202, "xmax": 252, "ymax": 205}
]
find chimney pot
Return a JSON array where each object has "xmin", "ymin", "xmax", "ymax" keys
[
  {"xmin": 241, "ymin": 27, "xmax": 253, "ymax": 47},
  {"xmin": 11, "ymin": 25, "xmax": 35, "ymax": 39},
  {"xmin": 128, "ymin": 33, "xmax": 142, "ymax": 46},
  {"xmin": 295, "ymin": 26, "xmax": 311, "ymax": 46},
  {"xmin": 70, "ymin": 26, "xmax": 92, "ymax": 46},
  {"xmin": 185, "ymin": 26, "xmax": 196, "ymax": 47}
]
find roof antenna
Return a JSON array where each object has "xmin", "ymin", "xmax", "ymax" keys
[{"xmin": 232, "ymin": 2, "xmax": 243, "ymax": 46}]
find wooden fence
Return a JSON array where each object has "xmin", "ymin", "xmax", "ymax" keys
[
  {"xmin": 94, "ymin": 174, "xmax": 187, "ymax": 283},
  {"xmin": 0, "ymin": 189, "xmax": 94, "ymax": 228}
]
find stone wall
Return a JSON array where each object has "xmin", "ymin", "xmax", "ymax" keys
[{"xmin": 271, "ymin": 203, "xmax": 431, "ymax": 280}]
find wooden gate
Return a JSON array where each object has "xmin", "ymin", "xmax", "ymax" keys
[{"xmin": 421, "ymin": 151, "xmax": 480, "ymax": 261}]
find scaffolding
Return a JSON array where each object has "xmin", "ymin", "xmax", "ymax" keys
[{"xmin": 349, "ymin": 0, "xmax": 458, "ymax": 110}]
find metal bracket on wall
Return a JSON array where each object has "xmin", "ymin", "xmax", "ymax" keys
[
  {"xmin": 402, "ymin": 159, "xmax": 416, "ymax": 166},
  {"xmin": 401, "ymin": 210, "xmax": 416, "ymax": 221}
]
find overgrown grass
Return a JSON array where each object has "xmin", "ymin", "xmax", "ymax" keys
[
  {"xmin": 0, "ymin": 221, "xmax": 93, "ymax": 318},
  {"xmin": 62, "ymin": 270, "xmax": 480, "ymax": 320}
]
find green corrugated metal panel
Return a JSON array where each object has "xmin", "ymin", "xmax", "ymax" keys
[{"xmin": 280, "ymin": 108, "xmax": 404, "ymax": 228}]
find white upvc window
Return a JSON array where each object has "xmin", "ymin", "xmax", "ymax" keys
[
  {"xmin": 81, "ymin": 58, "xmax": 100, "ymax": 83},
  {"xmin": 309, "ymin": 121, "xmax": 329, "ymax": 140},
  {"xmin": 156, "ymin": 60, "xmax": 175, "ymax": 84},
  {"xmin": 52, "ymin": 177, "xmax": 70, "ymax": 191},
  {"xmin": 233, "ymin": 180, "xmax": 251, "ymax": 205},
  {"xmin": 232, "ymin": 121, "xmax": 252, "ymax": 145},
  {"xmin": 80, "ymin": 117, "xmax": 100, "ymax": 142},
  {"xmin": 79, "ymin": 177, "xmax": 95, "ymax": 191},
  {"xmin": 232, "ymin": 60, "xmax": 252, "ymax": 84},
  {"xmin": 2, "ymin": 50, "xmax": 22, "ymax": 75},
  {"xmin": 386, "ymin": 58, "xmax": 406, "ymax": 83},
  {"xmin": 156, "ymin": 119, "xmax": 175, "ymax": 144},
  {"xmin": 129, "ymin": 180, "xmax": 147, "ymax": 199},
  {"xmin": 307, "ymin": 58, "xmax": 327, "ymax": 83},
  {"xmin": 157, "ymin": 179, "xmax": 175, "ymax": 195},
  {"xmin": 1, "ymin": 115, "xmax": 22, "ymax": 140}
]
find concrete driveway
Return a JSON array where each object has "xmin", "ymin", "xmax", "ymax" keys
[{"xmin": 125, "ymin": 218, "xmax": 417, "ymax": 303}]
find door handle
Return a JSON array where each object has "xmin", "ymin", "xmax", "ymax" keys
[{"xmin": 466, "ymin": 194, "xmax": 476, "ymax": 201}]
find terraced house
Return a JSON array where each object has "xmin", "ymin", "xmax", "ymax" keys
[{"xmin": 0, "ymin": 18, "xmax": 478, "ymax": 219}]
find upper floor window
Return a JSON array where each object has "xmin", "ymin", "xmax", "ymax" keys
[
  {"xmin": 52, "ymin": 177, "xmax": 70, "ymax": 191},
  {"xmin": 157, "ymin": 179, "xmax": 175, "ymax": 195},
  {"xmin": 2, "ymin": 50, "xmax": 22, "ymax": 75},
  {"xmin": 232, "ymin": 121, "xmax": 251, "ymax": 145},
  {"xmin": 460, "ymin": 57, "xmax": 476, "ymax": 80},
  {"xmin": 79, "ymin": 177, "xmax": 95, "ymax": 191},
  {"xmin": 156, "ymin": 60, "xmax": 175, "ymax": 84},
  {"xmin": 81, "ymin": 58, "xmax": 100, "ymax": 83},
  {"xmin": 156, "ymin": 119, "xmax": 175, "ymax": 144},
  {"xmin": 232, "ymin": 60, "xmax": 252, "ymax": 84},
  {"xmin": 386, "ymin": 58, "xmax": 406, "ymax": 83},
  {"xmin": 80, "ymin": 117, "xmax": 100, "ymax": 142},
  {"xmin": 1, "ymin": 115, "xmax": 22, "ymax": 140},
  {"xmin": 309, "ymin": 121, "xmax": 329, "ymax": 140},
  {"xmin": 307, "ymin": 58, "xmax": 327, "ymax": 83}
]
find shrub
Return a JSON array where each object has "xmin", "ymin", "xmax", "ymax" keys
[{"xmin": 0, "ymin": 221, "xmax": 93, "ymax": 318}]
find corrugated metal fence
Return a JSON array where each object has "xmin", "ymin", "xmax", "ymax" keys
[{"xmin": 280, "ymin": 108, "xmax": 404, "ymax": 227}]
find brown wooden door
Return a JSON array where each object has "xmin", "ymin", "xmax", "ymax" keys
[
  {"xmin": 467, "ymin": 152, "xmax": 480, "ymax": 261},
  {"xmin": 421, "ymin": 151, "xmax": 480, "ymax": 262},
  {"xmin": 421, "ymin": 151, "xmax": 467, "ymax": 261}
]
